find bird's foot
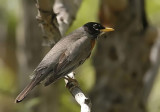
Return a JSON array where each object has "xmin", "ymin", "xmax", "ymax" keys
[{"xmin": 64, "ymin": 76, "xmax": 79, "ymax": 89}]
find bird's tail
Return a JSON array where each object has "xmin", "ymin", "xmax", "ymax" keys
[{"xmin": 15, "ymin": 78, "xmax": 37, "ymax": 103}]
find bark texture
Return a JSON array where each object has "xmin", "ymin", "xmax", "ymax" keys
[{"xmin": 91, "ymin": 0, "xmax": 159, "ymax": 112}]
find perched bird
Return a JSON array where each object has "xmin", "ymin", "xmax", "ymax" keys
[{"xmin": 15, "ymin": 22, "xmax": 114, "ymax": 103}]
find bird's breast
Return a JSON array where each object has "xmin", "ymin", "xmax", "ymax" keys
[{"xmin": 91, "ymin": 39, "xmax": 96, "ymax": 50}]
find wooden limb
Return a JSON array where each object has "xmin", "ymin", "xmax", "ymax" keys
[{"xmin": 65, "ymin": 72, "xmax": 92, "ymax": 112}]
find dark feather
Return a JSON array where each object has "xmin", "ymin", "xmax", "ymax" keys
[
  {"xmin": 15, "ymin": 78, "xmax": 37, "ymax": 103},
  {"xmin": 15, "ymin": 67, "xmax": 52, "ymax": 103}
]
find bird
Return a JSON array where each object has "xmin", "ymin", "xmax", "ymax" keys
[{"xmin": 15, "ymin": 22, "xmax": 114, "ymax": 103}]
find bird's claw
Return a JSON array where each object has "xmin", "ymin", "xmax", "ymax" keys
[{"xmin": 64, "ymin": 76, "xmax": 79, "ymax": 89}]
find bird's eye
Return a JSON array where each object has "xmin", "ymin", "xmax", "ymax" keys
[
  {"xmin": 93, "ymin": 24, "xmax": 99, "ymax": 31},
  {"xmin": 93, "ymin": 24, "xmax": 97, "ymax": 26}
]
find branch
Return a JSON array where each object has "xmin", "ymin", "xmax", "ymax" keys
[{"xmin": 65, "ymin": 72, "xmax": 92, "ymax": 112}]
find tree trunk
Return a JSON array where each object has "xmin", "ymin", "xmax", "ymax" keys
[{"xmin": 91, "ymin": 0, "xmax": 159, "ymax": 112}]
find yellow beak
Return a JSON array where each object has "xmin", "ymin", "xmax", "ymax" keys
[{"xmin": 100, "ymin": 27, "xmax": 114, "ymax": 32}]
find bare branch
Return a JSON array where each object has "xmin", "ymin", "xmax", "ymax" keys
[{"xmin": 65, "ymin": 72, "xmax": 92, "ymax": 112}]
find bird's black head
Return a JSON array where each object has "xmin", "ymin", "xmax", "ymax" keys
[
  {"xmin": 83, "ymin": 22, "xmax": 104, "ymax": 37},
  {"xmin": 83, "ymin": 22, "xmax": 114, "ymax": 38}
]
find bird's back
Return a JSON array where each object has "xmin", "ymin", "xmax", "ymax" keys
[{"xmin": 34, "ymin": 27, "xmax": 88, "ymax": 76}]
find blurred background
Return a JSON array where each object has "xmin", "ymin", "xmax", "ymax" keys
[{"xmin": 0, "ymin": 0, "xmax": 160, "ymax": 112}]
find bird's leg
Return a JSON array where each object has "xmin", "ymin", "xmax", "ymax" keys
[
  {"xmin": 64, "ymin": 75, "xmax": 79, "ymax": 89},
  {"xmin": 64, "ymin": 75, "xmax": 78, "ymax": 83}
]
